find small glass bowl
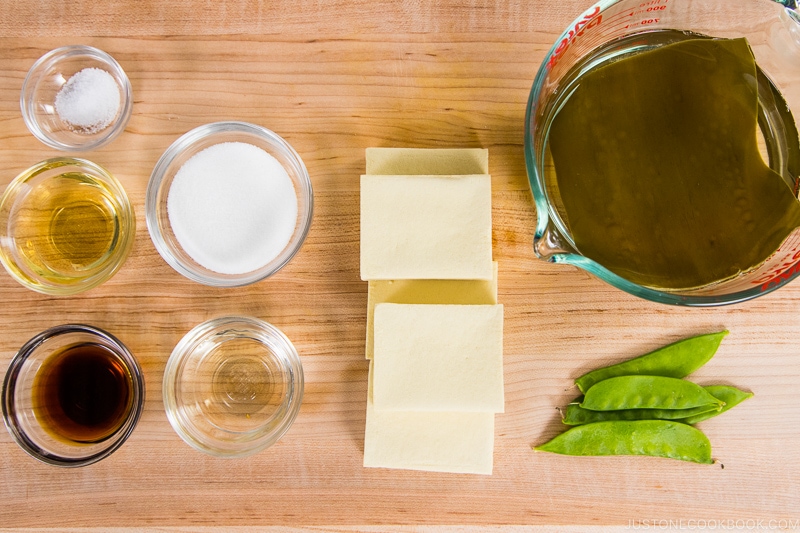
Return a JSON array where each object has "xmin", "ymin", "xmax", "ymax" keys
[
  {"xmin": 2, "ymin": 324, "xmax": 145, "ymax": 467},
  {"xmin": 0, "ymin": 157, "xmax": 136, "ymax": 295},
  {"xmin": 163, "ymin": 316, "xmax": 304, "ymax": 458},
  {"xmin": 21, "ymin": 45, "xmax": 133, "ymax": 151},
  {"xmin": 145, "ymin": 121, "xmax": 314, "ymax": 287}
]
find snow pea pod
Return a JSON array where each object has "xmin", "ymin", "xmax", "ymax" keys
[
  {"xmin": 580, "ymin": 375, "xmax": 724, "ymax": 411},
  {"xmin": 678, "ymin": 385, "xmax": 753, "ymax": 425},
  {"xmin": 575, "ymin": 331, "xmax": 728, "ymax": 394},
  {"xmin": 534, "ymin": 420, "xmax": 713, "ymax": 464},
  {"xmin": 562, "ymin": 401, "xmax": 720, "ymax": 425}
]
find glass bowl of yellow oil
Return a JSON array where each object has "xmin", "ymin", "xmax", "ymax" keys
[{"xmin": 0, "ymin": 157, "xmax": 135, "ymax": 295}]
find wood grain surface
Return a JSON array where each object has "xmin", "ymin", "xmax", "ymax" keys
[{"xmin": 1, "ymin": 0, "xmax": 799, "ymax": 529}]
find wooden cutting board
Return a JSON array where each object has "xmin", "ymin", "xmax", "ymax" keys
[{"xmin": 1, "ymin": 0, "xmax": 798, "ymax": 529}]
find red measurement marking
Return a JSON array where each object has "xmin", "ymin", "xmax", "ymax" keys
[
  {"xmin": 547, "ymin": 6, "xmax": 603, "ymax": 70},
  {"xmin": 760, "ymin": 260, "xmax": 800, "ymax": 292},
  {"xmin": 622, "ymin": 17, "xmax": 661, "ymax": 29},
  {"xmin": 603, "ymin": 10, "xmax": 635, "ymax": 23},
  {"xmin": 755, "ymin": 247, "xmax": 800, "ymax": 290},
  {"xmin": 606, "ymin": 16, "xmax": 637, "ymax": 32}
]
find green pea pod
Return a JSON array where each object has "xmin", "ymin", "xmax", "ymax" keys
[
  {"xmin": 575, "ymin": 331, "xmax": 728, "ymax": 394},
  {"xmin": 580, "ymin": 375, "xmax": 725, "ymax": 411},
  {"xmin": 562, "ymin": 401, "xmax": 720, "ymax": 425},
  {"xmin": 534, "ymin": 420, "xmax": 713, "ymax": 464},
  {"xmin": 678, "ymin": 385, "xmax": 753, "ymax": 425}
]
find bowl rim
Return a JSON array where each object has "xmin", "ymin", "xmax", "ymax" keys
[
  {"xmin": 1, "ymin": 324, "xmax": 145, "ymax": 467},
  {"xmin": 20, "ymin": 44, "xmax": 133, "ymax": 151},
  {"xmin": 145, "ymin": 120, "xmax": 314, "ymax": 287},
  {"xmin": 0, "ymin": 156, "xmax": 136, "ymax": 296},
  {"xmin": 162, "ymin": 315, "xmax": 304, "ymax": 458}
]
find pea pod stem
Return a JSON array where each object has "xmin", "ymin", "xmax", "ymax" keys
[{"xmin": 678, "ymin": 385, "xmax": 753, "ymax": 425}]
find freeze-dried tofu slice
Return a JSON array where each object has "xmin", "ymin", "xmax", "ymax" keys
[
  {"xmin": 373, "ymin": 303, "xmax": 504, "ymax": 413},
  {"xmin": 365, "ymin": 147, "xmax": 489, "ymax": 176},
  {"xmin": 365, "ymin": 262, "xmax": 498, "ymax": 359},
  {"xmin": 360, "ymin": 174, "xmax": 493, "ymax": 280},
  {"xmin": 364, "ymin": 362, "xmax": 494, "ymax": 475}
]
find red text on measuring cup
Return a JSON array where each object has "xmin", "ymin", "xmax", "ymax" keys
[{"xmin": 547, "ymin": 6, "xmax": 603, "ymax": 70}]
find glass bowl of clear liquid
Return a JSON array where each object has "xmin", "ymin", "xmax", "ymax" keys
[
  {"xmin": 162, "ymin": 316, "xmax": 304, "ymax": 458},
  {"xmin": 525, "ymin": 0, "xmax": 800, "ymax": 306}
]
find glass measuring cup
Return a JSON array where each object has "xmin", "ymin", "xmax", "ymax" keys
[{"xmin": 525, "ymin": 0, "xmax": 800, "ymax": 306}]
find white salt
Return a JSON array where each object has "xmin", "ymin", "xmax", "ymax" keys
[
  {"xmin": 167, "ymin": 142, "xmax": 298, "ymax": 275},
  {"xmin": 54, "ymin": 67, "xmax": 121, "ymax": 133}
]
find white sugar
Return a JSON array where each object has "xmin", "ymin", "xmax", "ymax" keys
[
  {"xmin": 54, "ymin": 67, "xmax": 121, "ymax": 133},
  {"xmin": 167, "ymin": 142, "xmax": 298, "ymax": 275}
]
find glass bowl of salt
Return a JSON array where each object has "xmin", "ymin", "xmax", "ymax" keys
[
  {"xmin": 145, "ymin": 121, "xmax": 314, "ymax": 286},
  {"xmin": 21, "ymin": 45, "xmax": 133, "ymax": 151}
]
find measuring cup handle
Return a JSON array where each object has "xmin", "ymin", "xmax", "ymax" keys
[
  {"xmin": 774, "ymin": 0, "xmax": 800, "ymax": 25},
  {"xmin": 769, "ymin": 4, "xmax": 800, "ymax": 62}
]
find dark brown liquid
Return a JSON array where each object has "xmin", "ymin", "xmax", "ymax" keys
[{"xmin": 33, "ymin": 343, "xmax": 133, "ymax": 443}]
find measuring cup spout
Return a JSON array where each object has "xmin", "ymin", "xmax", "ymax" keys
[{"xmin": 533, "ymin": 224, "xmax": 575, "ymax": 261}]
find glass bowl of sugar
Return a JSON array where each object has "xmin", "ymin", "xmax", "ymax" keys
[
  {"xmin": 21, "ymin": 45, "xmax": 133, "ymax": 151},
  {"xmin": 145, "ymin": 121, "xmax": 314, "ymax": 286}
]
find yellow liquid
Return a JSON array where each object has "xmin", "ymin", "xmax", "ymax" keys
[{"xmin": 11, "ymin": 171, "xmax": 122, "ymax": 283}]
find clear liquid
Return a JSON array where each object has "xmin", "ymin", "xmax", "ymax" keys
[{"xmin": 194, "ymin": 336, "xmax": 286, "ymax": 433}]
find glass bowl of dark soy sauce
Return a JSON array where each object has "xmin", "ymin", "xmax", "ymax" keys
[{"xmin": 2, "ymin": 324, "xmax": 144, "ymax": 467}]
